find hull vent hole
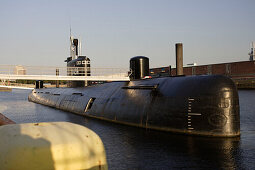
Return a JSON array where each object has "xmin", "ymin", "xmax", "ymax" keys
[{"xmin": 85, "ymin": 97, "xmax": 96, "ymax": 112}]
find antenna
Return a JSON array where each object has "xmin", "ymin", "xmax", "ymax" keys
[
  {"xmin": 252, "ymin": 42, "xmax": 255, "ymax": 60},
  {"xmin": 69, "ymin": 25, "xmax": 71, "ymax": 38},
  {"xmin": 69, "ymin": 25, "xmax": 76, "ymax": 60},
  {"xmin": 69, "ymin": 25, "xmax": 73, "ymax": 59},
  {"xmin": 79, "ymin": 37, "xmax": 82, "ymax": 56},
  {"xmin": 69, "ymin": 13, "xmax": 72, "ymax": 38}
]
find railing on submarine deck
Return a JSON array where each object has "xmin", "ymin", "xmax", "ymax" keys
[{"xmin": 0, "ymin": 65, "xmax": 130, "ymax": 81}]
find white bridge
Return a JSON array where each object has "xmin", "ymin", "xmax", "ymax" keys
[{"xmin": 0, "ymin": 65, "xmax": 130, "ymax": 82}]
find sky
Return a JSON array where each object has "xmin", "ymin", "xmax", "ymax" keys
[{"xmin": 0, "ymin": 0, "xmax": 255, "ymax": 68}]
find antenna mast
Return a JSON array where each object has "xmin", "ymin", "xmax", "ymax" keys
[
  {"xmin": 79, "ymin": 37, "xmax": 82, "ymax": 56},
  {"xmin": 69, "ymin": 26, "xmax": 78, "ymax": 60}
]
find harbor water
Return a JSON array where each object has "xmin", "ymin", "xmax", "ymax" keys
[{"xmin": 0, "ymin": 89, "xmax": 254, "ymax": 169}]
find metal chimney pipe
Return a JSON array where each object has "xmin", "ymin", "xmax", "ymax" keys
[{"xmin": 176, "ymin": 43, "xmax": 183, "ymax": 76}]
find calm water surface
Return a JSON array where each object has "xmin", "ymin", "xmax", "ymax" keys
[{"xmin": 0, "ymin": 89, "xmax": 255, "ymax": 169}]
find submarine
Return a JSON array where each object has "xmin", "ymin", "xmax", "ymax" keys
[{"xmin": 28, "ymin": 40, "xmax": 240, "ymax": 137}]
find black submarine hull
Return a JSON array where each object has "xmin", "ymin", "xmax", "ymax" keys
[{"xmin": 28, "ymin": 75, "xmax": 240, "ymax": 137}]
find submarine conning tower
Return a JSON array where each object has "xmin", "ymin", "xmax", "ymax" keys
[{"xmin": 65, "ymin": 36, "xmax": 91, "ymax": 87}]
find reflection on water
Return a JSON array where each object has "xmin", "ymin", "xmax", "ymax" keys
[
  {"xmin": 0, "ymin": 89, "xmax": 255, "ymax": 169},
  {"xmin": 89, "ymin": 120, "xmax": 244, "ymax": 169}
]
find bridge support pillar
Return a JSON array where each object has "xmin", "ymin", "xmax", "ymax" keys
[{"xmin": 56, "ymin": 69, "xmax": 59, "ymax": 88}]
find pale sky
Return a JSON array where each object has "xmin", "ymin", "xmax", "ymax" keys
[{"xmin": 0, "ymin": 0, "xmax": 254, "ymax": 68}]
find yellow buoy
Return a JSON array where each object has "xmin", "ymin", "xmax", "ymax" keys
[{"xmin": 0, "ymin": 122, "xmax": 107, "ymax": 170}]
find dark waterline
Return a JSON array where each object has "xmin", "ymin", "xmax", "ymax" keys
[{"xmin": 0, "ymin": 89, "xmax": 254, "ymax": 169}]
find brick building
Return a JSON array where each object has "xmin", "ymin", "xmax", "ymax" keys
[
  {"xmin": 150, "ymin": 61, "xmax": 255, "ymax": 88},
  {"xmin": 150, "ymin": 61, "xmax": 255, "ymax": 79}
]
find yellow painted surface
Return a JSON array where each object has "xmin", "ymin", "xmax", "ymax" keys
[{"xmin": 0, "ymin": 122, "xmax": 107, "ymax": 170}]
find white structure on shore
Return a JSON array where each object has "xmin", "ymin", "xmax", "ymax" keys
[
  {"xmin": 249, "ymin": 42, "xmax": 255, "ymax": 61},
  {"xmin": 14, "ymin": 65, "xmax": 26, "ymax": 75},
  {"xmin": 187, "ymin": 63, "xmax": 197, "ymax": 66}
]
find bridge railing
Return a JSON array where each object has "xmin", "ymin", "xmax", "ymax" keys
[{"xmin": 0, "ymin": 65, "xmax": 129, "ymax": 78}]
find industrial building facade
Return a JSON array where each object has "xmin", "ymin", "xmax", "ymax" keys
[{"xmin": 150, "ymin": 61, "xmax": 255, "ymax": 88}]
